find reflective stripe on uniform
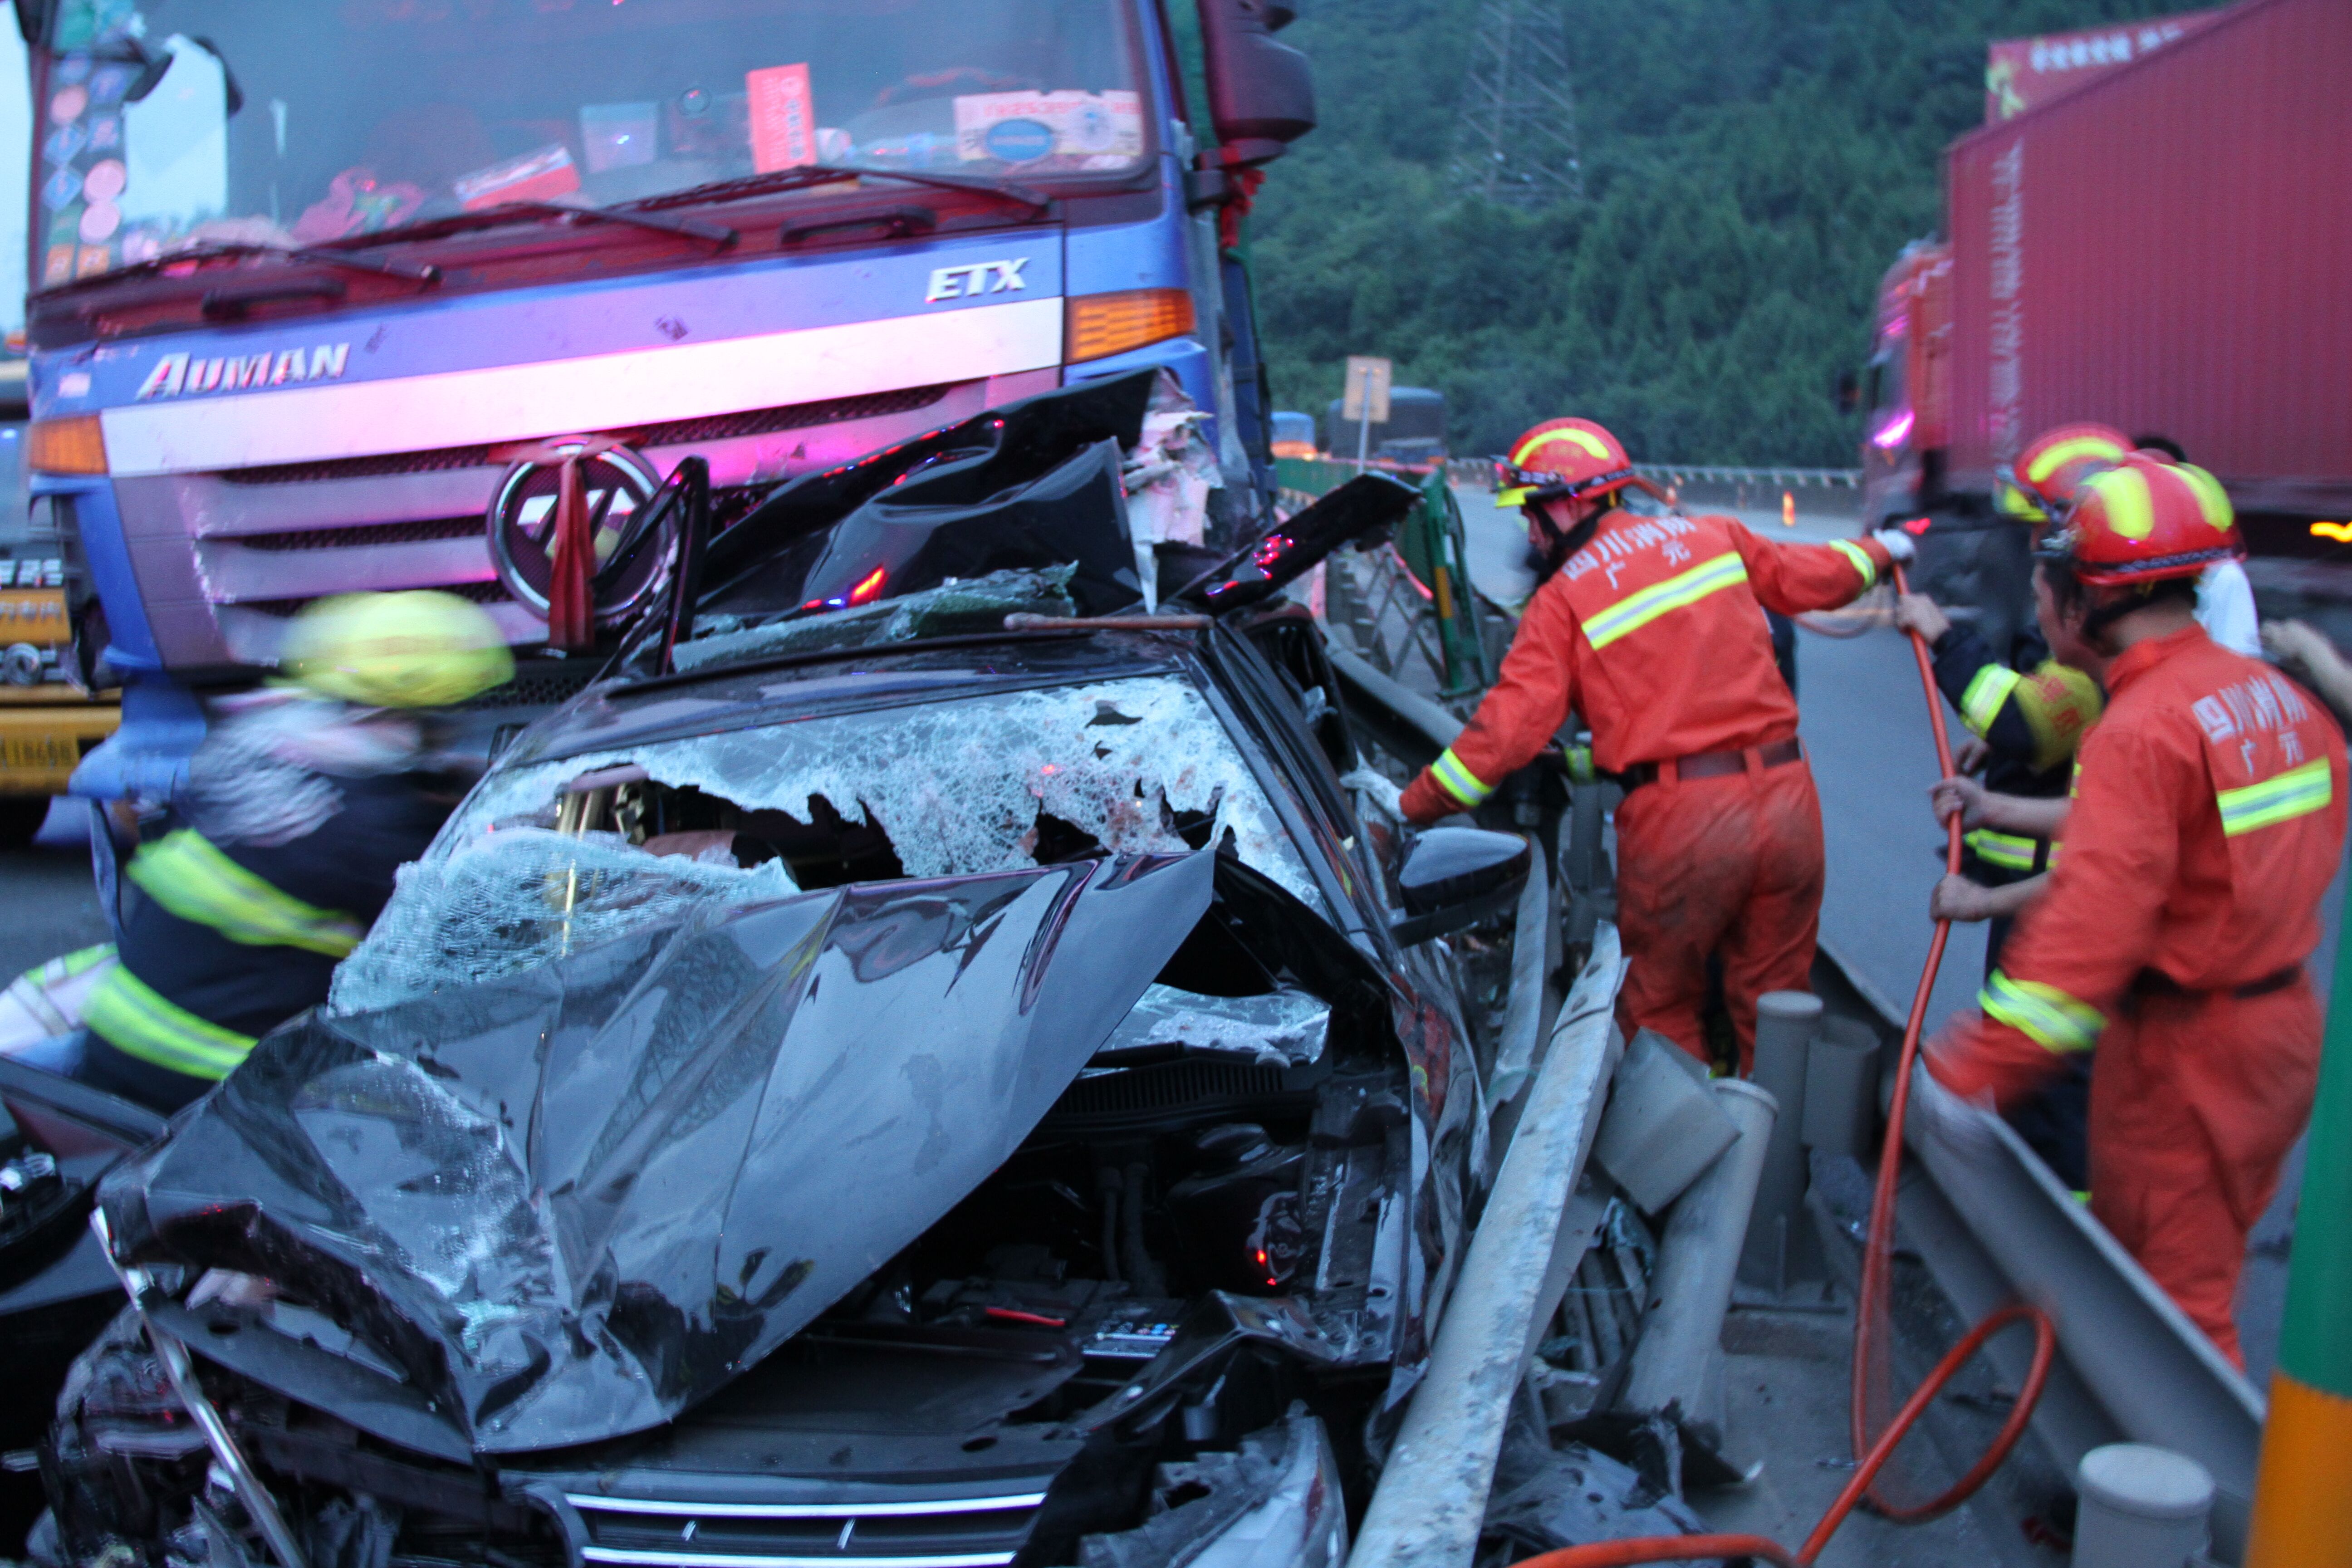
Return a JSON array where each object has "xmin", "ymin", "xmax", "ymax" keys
[
  {"xmin": 82, "ymin": 965, "xmax": 256, "ymax": 1081},
  {"xmin": 1964, "ymin": 828, "xmax": 2039, "ymax": 872},
  {"xmin": 1430, "ymin": 747, "xmax": 1495, "ymax": 808},
  {"xmin": 6, "ymin": 943, "xmax": 116, "ymax": 1036},
  {"xmin": 127, "ymin": 830, "xmax": 365, "ymax": 958},
  {"xmin": 1959, "ymin": 665, "xmax": 2021, "ymax": 736},
  {"xmin": 1584, "ymin": 551, "xmax": 1749, "ymax": 650},
  {"xmin": 1980, "ymin": 970, "xmax": 2103, "ymax": 1054},
  {"xmin": 2218, "ymin": 758, "xmax": 2333, "ymax": 837},
  {"xmin": 1831, "ymin": 538, "xmax": 1877, "ymax": 588}
]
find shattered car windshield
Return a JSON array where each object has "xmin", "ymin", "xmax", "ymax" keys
[
  {"xmin": 333, "ymin": 673, "xmax": 1324, "ymax": 1012},
  {"xmin": 665, "ymin": 564, "xmax": 1079, "ymax": 672}
]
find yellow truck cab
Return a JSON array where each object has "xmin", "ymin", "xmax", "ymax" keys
[{"xmin": 0, "ymin": 354, "xmax": 117, "ymax": 844}]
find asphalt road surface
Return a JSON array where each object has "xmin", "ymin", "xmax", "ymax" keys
[{"xmin": 0, "ymin": 800, "xmax": 109, "ymax": 980}]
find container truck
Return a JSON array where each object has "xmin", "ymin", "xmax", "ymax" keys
[
  {"xmin": 1853, "ymin": 0, "xmax": 2352, "ymax": 648},
  {"xmin": 15, "ymin": 0, "xmax": 1313, "ymax": 799}
]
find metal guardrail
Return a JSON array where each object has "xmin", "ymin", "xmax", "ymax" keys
[
  {"xmin": 1638, "ymin": 463, "xmax": 1863, "ymax": 490},
  {"xmin": 1441, "ymin": 460, "xmax": 1864, "ymax": 492},
  {"xmin": 1348, "ymin": 926, "xmax": 1629, "ymax": 1568},
  {"xmin": 1811, "ymin": 942, "xmax": 2266, "ymax": 1564}
]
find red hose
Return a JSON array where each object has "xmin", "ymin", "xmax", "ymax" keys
[
  {"xmin": 1508, "ymin": 1538, "xmax": 1803, "ymax": 1568},
  {"xmin": 1508, "ymin": 1305, "xmax": 2057, "ymax": 1568},
  {"xmin": 1506, "ymin": 563, "xmax": 2058, "ymax": 1568}
]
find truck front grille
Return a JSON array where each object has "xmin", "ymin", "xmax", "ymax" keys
[
  {"xmin": 564, "ymin": 1490, "xmax": 1046, "ymax": 1568},
  {"xmin": 231, "ymin": 516, "xmax": 488, "ymax": 552},
  {"xmin": 232, "ymin": 580, "xmax": 516, "ymax": 620},
  {"xmin": 217, "ymin": 385, "xmax": 956, "ymax": 488},
  {"xmin": 121, "ymin": 373, "xmax": 1014, "ymax": 671}
]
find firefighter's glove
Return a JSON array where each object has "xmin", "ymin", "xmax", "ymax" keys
[
  {"xmin": 1907, "ymin": 1059, "xmax": 2000, "ymax": 1162},
  {"xmin": 1340, "ymin": 768, "xmax": 1406, "ymax": 824},
  {"xmin": 1871, "ymin": 527, "xmax": 1918, "ymax": 563}
]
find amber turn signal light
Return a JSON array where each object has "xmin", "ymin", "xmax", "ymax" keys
[
  {"xmin": 1065, "ymin": 288, "xmax": 1196, "ymax": 364},
  {"xmin": 28, "ymin": 415, "xmax": 107, "ymax": 475}
]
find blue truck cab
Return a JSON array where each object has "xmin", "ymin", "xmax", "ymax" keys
[{"xmin": 14, "ymin": 0, "xmax": 1310, "ymax": 796}]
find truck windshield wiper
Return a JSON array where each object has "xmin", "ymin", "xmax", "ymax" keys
[
  {"xmin": 632, "ymin": 165, "xmax": 1054, "ymax": 220},
  {"xmin": 33, "ymin": 241, "xmax": 440, "ymax": 301},
  {"xmin": 323, "ymin": 200, "xmax": 738, "ymax": 256}
]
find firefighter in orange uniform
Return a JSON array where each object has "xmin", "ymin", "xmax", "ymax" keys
[
  {"xmin": 1923, "ymin": 455, "xmax": 2346, "ymax": 1367},
  {"xmin": 1399, "ymin": 418, "xmax": 1912, "ymax": 1072}
]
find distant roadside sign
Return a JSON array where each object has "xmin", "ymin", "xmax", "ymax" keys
[{"xmin": 1342, "ymin": 355, "xmax": 1392, "ymax": 425}]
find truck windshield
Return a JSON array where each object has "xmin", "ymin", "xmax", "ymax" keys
[{"xmin": 31, "ymin": 0, "xmax": 1148, "ymax": 287}]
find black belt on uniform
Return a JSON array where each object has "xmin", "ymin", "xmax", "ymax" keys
[
  {"xmin": 1619, "ymin": 736, "xmax": 1805, "ymax": 792},
  {"xmin": 2129, "ymin": 965, "xmax": 2303, "ymax": 1003}
]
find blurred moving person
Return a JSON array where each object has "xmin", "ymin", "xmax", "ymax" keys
[
  {"xmin": 1399, "ymin": 417, "xmax": 1912, "ymax": 1072},
  {"xmin": 4, "ymin": 592, "xmax": 510, "ymax": 1111},
  {"xmin": 1923, "ymin": 456, "xmax": 2345, "ymax": 1367}
]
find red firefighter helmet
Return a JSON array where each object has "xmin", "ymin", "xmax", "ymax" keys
[
  {"xmin": 1997, "ymin": 423, "xmax": 2132, "ymax": 522},
  {"xmin": 1495, "ymin": 418, "xmax": 1636, "ymax": 510},
  {"xmin": 2041, "ymin": 452, "xmax": 2243, "ymax": 586}
]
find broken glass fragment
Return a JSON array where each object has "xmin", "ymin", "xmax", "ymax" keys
[{"xmin": 1094, "ymin": 985, "xmax": 1330, "ymax": 1068}]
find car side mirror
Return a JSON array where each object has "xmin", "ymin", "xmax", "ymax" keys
[
  {"xmin": 1833, "ymin": 369, "xmax": 1861, "ymax": 415},
  {"xmin": 1196, "ymin": 0, "xmax": 1316, "ymax": 166},
  {"xmin": 1391, "ymin": 827, "xmax": 1529, "ymax": 945}
]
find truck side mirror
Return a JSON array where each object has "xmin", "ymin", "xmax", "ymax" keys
[
  {"xmin": 1196, "ymin": 0, "xmax": 1316, "ymax": 166},
  {"xmin": 1834, "ymin": 369, "xmax": 1861, "ymax": 415},
  {"xmin": 1391, "ymin": 827, "xmax": 1529, "ymax": 945}
]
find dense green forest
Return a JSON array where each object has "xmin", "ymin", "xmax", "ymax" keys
[{"xmin": 1247, "ymin": 0, "xmax": 2194, "ymax": 465}]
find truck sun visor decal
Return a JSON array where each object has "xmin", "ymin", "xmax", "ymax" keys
[{"xmin": 136, "ymin": 344, "xmax": 351, "ymax": 402}]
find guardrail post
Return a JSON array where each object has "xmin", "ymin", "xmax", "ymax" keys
[{"xmin": 2244, "ymin": 915, "xmax": 2352, "ymax": 1565}]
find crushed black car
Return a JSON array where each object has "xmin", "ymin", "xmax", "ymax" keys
[{"xmin": 32, "ymin": 373, "xmax": 1546, "ymax": 1568}]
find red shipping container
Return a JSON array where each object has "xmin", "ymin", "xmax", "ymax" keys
[
  {"xmin": 1945, "ymin": 0, "xmax": 2352, "ymax": 532},
  {"xmin": 1983, "ymin": 9, "xmax": 2219, "ymax": 123}
]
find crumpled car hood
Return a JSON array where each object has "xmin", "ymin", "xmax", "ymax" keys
[{"xmin": 99, "ymin": 851, "xmax": 1211, "ymax": 1455}]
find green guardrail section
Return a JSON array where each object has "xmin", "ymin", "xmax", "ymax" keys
[
  {"xmin": 1274, "ymin": 456, "xmax": 1362, "ymax": 498},
  {"xmin": 1276, "ymin": 458, "xmax": 1495, "ymax": 699}
]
